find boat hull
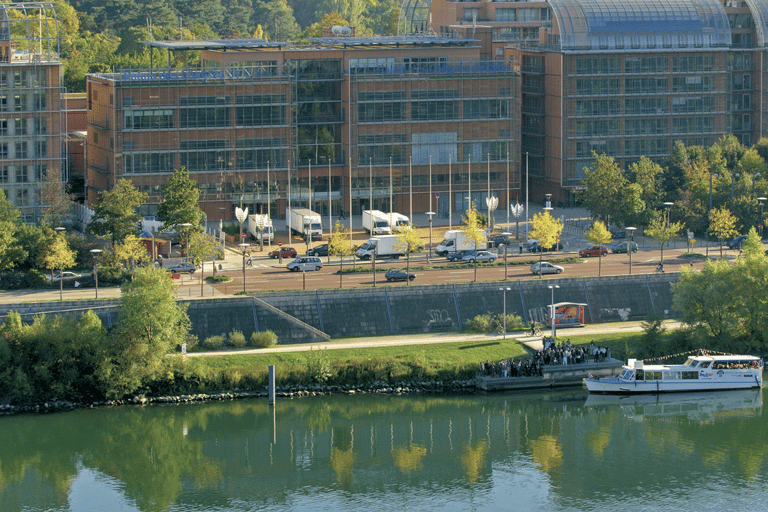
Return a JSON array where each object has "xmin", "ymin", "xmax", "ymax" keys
[{"xmin": 584, "ymin": 376, "xmax": 762, "ymax": 394}]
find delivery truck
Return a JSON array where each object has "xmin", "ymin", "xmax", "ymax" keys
[
  {"xmin": 247, "ymin": 214, "xmax": 274, "ymax": 243},
  {"xmin": 435, "ymin": 230, "xmax": 487, "ymax": 257},
  {"xmin": 286, "ymin": 208, "xmax": 323, "ymax": 240},
  {"xmin": 362, "ymin": 210, "xmax": 392, "ymax": 235},
  {"xmin": 355, "ymin": 235, "xmax": 405, "ymax": 260},
  {"xmin": 389, "ymin": 212, "xmax": 411, "ymax": 232}
]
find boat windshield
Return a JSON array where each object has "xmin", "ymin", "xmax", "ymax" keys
[
  {"xmin": 618, "ymin": 369, "xmax": 633, "ymax": 380},
  {"xmin": 684, "ymin": 358, "xmax": 700, "ymax": 367}
]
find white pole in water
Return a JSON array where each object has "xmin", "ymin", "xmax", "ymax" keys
[{"xmin": 269, "ymin": 364, "xmax": 275, "ymax": 405}]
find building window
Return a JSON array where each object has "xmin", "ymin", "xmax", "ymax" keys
[
  {"xmin": 16, "ymin": 166, "xmax": 28, "ymax": 183},
  {"xmin": 123, "ymin": 152, "xmax": 175, "ymax": 174},
  {"xmin": 235, "ymin": 95, "xmax": 286, "ymax": 126},
  {"xmin": 411, "ymin": 132, "xmax": 457, "ymax": 165},
  {"xmin": 496, "ymin": 8, "xmax": 515, "ymax": 22},
  {"xmin": 13, "ymin": 94, "xmax": 26, "ymax": 111},
  {"xmin": 15, "ymin": 188, "xmax": 29, "ymax": 207},
  {"xmin": 463, "ymin": 99, "xmax": 510, "ymax": 119},
  {"xmin": 124, "ymin": 109, "xmax": 174, "ymax": 130},
  {"xmin": 357, "ymin": 91, "xmax": 405, "ymax": 123},
  {"xmin": 358, "ymin": 133, "xmax": 407, "ymax": 165},
  {"xmin": 0, "ymin": 143, "xmax": 7, "ymax": 158},
  {"xmin": 411, "ymin": 89, "xmax": 459, "ymax": 121},
  {"xmin": 179, "ymin": 139, "xmax": 230, "ymax": 173},
  {"xmin": 0, "ymin": 120, "xmax": 6, "ymax": 136},
  {"xmin": 14, "ymin": 118, "xmax": 24, "ymax": 135},
  {"xmin": 35, "ymin": 140, "xmax": 46, "ymax": 158},
  {"xmin": 179, "ymin": 96, "xmax": 230, "ymax": 128},
  {"xmin": 34, "ymin": 117, "xmax": 46, "ymax": 134},
  {"xmin": 236, "ymin": 138, "xmax": 288, "ymax": 170},
  {"xmin": 15, "ymin": 142, "xmax": 27, "ymax": 159},
  {"xmin": 0, "ymin": 167, "xmax": 8, "ymax": 182}
]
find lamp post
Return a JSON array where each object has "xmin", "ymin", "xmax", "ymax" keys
[
  {"xmin": 90, "ymin": 249, "xmax": 102, "ymax": 299},
  {"xmin": 661, "ymin": 202, "xmax": 674, "ymax": 266},
  {"xmin": 758, "ymin": 197, "xmax": 767, "ymax": 239},
  {"xmin": 238, "ymin": 242, "xmax": 249, "ymax": 293},
  {"xmin": 426, "ymin": 211, "xmax": 435, "ymax": 263},
  {"xmin": 626, "ymin": 227, "xmax": 636, "ymax": 275},
  {"xmin": 707, "ymin": 174, "xmax": 717, "ymax": 257},
  {"xmin": 548, "ymin": 284, "xmax": 560, "ymax": 338},
  {"xmin": 498, "ymin": 286, "xmax": 511, "ymax": 339},
  {"xmin": 54, "ymin": 226, "xmax": 65, "ymax": 300}
]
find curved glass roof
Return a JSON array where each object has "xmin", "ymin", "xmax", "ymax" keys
[
  {"xmin": 744, "ymin": 0, "xmax": 768, "ymax": 46},
  {"xmin": 548, "ymin": 0, "xmax": 731, "ymax": 51},
  {"xmin": 400, "ymin": 0, "xmax": 432, "ymax": 35}
]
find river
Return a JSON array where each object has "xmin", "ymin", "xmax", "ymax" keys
[{"xmin": 1, "ymin": 387, "xmax": 767, "ymax": 511}]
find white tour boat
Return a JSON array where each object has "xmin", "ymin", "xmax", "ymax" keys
[{"xmin": 584, "ymin": 354, "xmax": 763, "ymax": 394}]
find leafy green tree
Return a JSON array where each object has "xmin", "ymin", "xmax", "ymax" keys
[
  {"xmin": 528, "ymin": 210, "xmax": 563, "ymax": 278},
  {"xmin": 328, "ymin": 220, "xmax": 355, "ymax": 288},
  {"xmin": 114, "ymin": 234, "xmax": 150, "ymax": 273},
  {"xmin": 157, "ymin": 168, "xmax": 205, "ymax": 234},
  {"xmin": 43, "ymin": 232, "xmax": 77, "ymax": 300},
  {"xmin": 88, "ymin": 179, "xmax": 148, "ymax": 246},
  {"xmin": 645, "ymin": 211, "xmax": 684, "ymax": 268},
  {"xmin": 0, "ymin": 189, "xmax": 21, "ymax": 271},
  {"xmin": 187, "ymin": 230, "xmax": 221, "ymax": 295},
  {"xmin": 302, "ymin": 12, "xmax": 349, "ymax": 37},
  {"xmin": 106, "ymin": 266, "xmax": 190, "ymax": 399},
  {"xmin": 708, "ymin": 206, "xmax": 739, "ymax": 256},
  {"xmin": 583, "ymin": 221, "xmax": 612, "ymax": 276},
  {"xmin": 579, "ymin": 153, "xmax": 627, "ymax": 225},
  {"xmin": 394, "ymin": 227, "xmax": 424, "ymax": 286},
  {"xmin": 732, "ymin": 228, "xmax": 768, "ymax": 348},
  {"xmin": 461, "ymin": 204, "xmax": 487, "ymax": 282},
  {"xmin": 252, "ymin": 0, "xmax": 300, "ymax": 41}
]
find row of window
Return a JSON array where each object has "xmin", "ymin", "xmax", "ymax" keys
[
  {"xmin": 575, "ymin": 139, "xmax": 669, "ymax": 158},
  {"xmin": 575, "ymin": 96, "xmax": 717, "ymax": 116},
  {"xmin": 358, "ymin": 98, "xmax": 510, "ymax": 123},
  {"xmin": 0, "ymin": 140, "xmax": 47, "ymax": 159},
  {"xmin": 0, "ymin": 164, "xmax": 46, "ymax": 184},
  {"xmin": 575, "ymin": 116, "xmax": 717, "ymax": 137},
  {"xmin": 575, "ymin": 55, "xmax": 725, "ymax": 75},
  {"xmin": 0, "ymin": 70, "xmax": 47, "ymax": 88},
  {"xmin": 0, "ymin": 117, "xmax": 47, "ymax": 136},
  {"xmin": 358, "ymin": 132, "xmax": 509, "ymax": 166},
  {"xmin": 0, "ymin": 93, "xmax": 46, "ymax": 112}
]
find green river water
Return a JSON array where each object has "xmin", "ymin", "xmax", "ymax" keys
[{"xmin": 1, "ymin": 387, "xmax": 767, "ymax": 511}]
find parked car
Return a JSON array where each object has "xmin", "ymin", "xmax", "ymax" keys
[
  {"xmin": 166, "ymin": 262, "xmax": 196, "ymax": 274},
  {"xmin": 307, "ymin": 244, "xmax": 329, "ymax": 257},
  {"xmin": 447, "ymin": 250, "xmax": 473, "ymax": 262},
  {"xmin": 488, "ymin": 233, "xmax": 512, "ymax": 248},
  {"xmin": 579, "ymin": 245, "xmax": 608, "ymax": 258},
  {"xmin": 530, "ymin": 262, "xmax": 564, "ymax": 275},
  {"xmin": 610, "ymin": 241, "xmax": 638, "ymax": 253},
  {"xmin": 610, "ymin": 228, "xmax": 626, "ymax": 239},
  {"xmin": 286, "ymin": 256, "xmax": 323, "ymax": 272},
  {"xmin": 385, "ymin": 269, "xmax": 416, "ymax": 282},
  {"xmin": 462, "ymin": 250, "xmax": 496, "ymax": 263},
  {"xmin": 269, "ymin": 246, "xmax": 297, "ymax": 259},
  {"xmin": 727, "ymin": 235, "xmax": 747, "ymax": 250},
  {"xmin": 48, "ymin": 271, "xmax": 84, "ymax": 282},
  {"xmin": 528, "ymin": 241, "xmax": 563, "ymax": 252}
]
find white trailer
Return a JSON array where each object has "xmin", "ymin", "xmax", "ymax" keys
[
  {"xmin": 355, "ymin": 235, "xmax": 404, "ymax": 260},
  {"xmin": 362, "ymin": 210, "xmax": 392, "ymax": 235},
  {"xmin": 247, "ymin": 214, "xmax": 274, "ymax": 243},
  {"xmin": 435, "ymin": 230, "xmax": 487, "ymax": 256},
  {"xmin": 287, "ymin": 208, "xmax": 323, "ymax": 240}
]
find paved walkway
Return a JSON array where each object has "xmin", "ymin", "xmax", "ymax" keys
[{"xmin": 185, "ymin": 319, "xmax": 684, "ymax": 357}]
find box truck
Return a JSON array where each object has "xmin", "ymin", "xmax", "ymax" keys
[
  {"xmin": 287, "ymin": 208, "xmax": 323, "ymax": 240},
  {"xmin": 247, "ymin": 214, "xmax": 274, "ymax": 243},
  {"xmin": 435, "ymin": 230, "xmax": 487, "ymax": 257},
  {"xmin": 362, "ymin": 210, "xmax": 392, "ymax": 235},
  {"xmin": 355, "ymin": 235, "xmax": 405, "ymax": 260}
]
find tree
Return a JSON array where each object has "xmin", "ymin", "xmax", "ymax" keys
[
  {"xmin": 187, "ymin": 230, "xmax": 221, "ymax": 296},
  {"xmin": 114, "ymin": 234, "xmax": 150, "ymax": 273},
  {"xmin": 328, "ymin": 220, "xmax": 355, "ymax": 288},
  {"xmin": 461, "ymin": 203, "xmax": 487, "ymax": 282},
  {"xmin": 394, "ymin": 227, "xmax": 424, "ymax": 286},
  {"xmin": 43, "ymin": 231, "xmax": 77, "ymax": 300},
  {"xmin": 0, "ymin": 189, "xmax": 21, "ymax": 271},
  {"xmin": 708, "ymin": 206, "xmax": 739, "ymax": 257},
  {"xmin": 645, "ymin": 212, "xmax": 684, "ymax": 269},
  {"xmin": 88, "ymin": 179, "xmax": 148, "ymax": 245},
  {"xmin": 529, "ymin": 211, "xmax": 563, "ymax": 278},
  {"xmin": 583, "ymin": 221, "xmax": 612, "ymax": 276},
  {"xmin": 106, "ymin": 266, "xmax": 190, "ymax": 399},
  {"xmin": 251, "ymin": 0, "xmax": 300, "ymax": 41},
  {"xmin": 156, "ymin": 168, "xmax": 205, "ymax": 234},
  {"xmin": 579, "ymin": 153, "xmax": 627, "ymax": 225}
]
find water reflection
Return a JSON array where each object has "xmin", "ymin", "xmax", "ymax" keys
[{"xmin": 1, "ymin": 388, "xmax": 767, "ymax": 511}]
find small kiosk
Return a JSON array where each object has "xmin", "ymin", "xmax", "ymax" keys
[{"xmin": 547, "ymin": 302, "xmax": 587, "ymax": 328}]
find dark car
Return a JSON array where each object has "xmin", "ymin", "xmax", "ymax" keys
[
  {"xmin": 528, "ymin": 241, "xmax": 563, "ymax": 252},
  {"xmin": 488, "ymin": 233, "xmax": 512, "ymax": 248},
  {"xmin": 447, "ymin": 250, "xmax": 473, "ymax": 262},
  {"xmin": 307, "ymin": 244, "xmax": 329, "ymax": 257},
  {"xmin": 610, "ymin": 241, "xmax": 638, "ymax": 253},
  {"xmin": 268, "ymin": 247, "xmax": 297, "ymax": 259},
  {"xmin": 385, "ymin": 269, "xmax": 415, "ymax": 282},
  {"xmin": 728, "ymin": 235, "xmax": 747, "ymax": 250},
  {"xmin": 579, "ymin": 245, "xmax": 608, "ymax": 258}
]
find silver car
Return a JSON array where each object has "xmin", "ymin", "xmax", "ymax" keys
[
  {"xmin": 530, "ymin": 262, "xmax": 564, "ymax": 275},
  {"xmin": 462, "ymin": 250, "xmax": 496, "ymax": 263},
  {"xmin": 286, "ymin": 256, "xmax": 323, "ymax": 272}
]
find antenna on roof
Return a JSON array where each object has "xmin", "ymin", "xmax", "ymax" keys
[{"xmin": 147, "ymin": 17, "xmax": 154, "ymax": 41}]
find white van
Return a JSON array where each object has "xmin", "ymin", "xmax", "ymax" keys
[{"xmin": 286, "ymin": 256, "xmax": 323, "ymax": 272}]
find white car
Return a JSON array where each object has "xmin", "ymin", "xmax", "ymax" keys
[
  {"xmin": 286, "ymin": 256, "xmax": 323, "ymax": 272},
  {"xmin": 530, "ymin": 262, "xmax": 564, "ymax": 275},
  {"xmin": 48, "ymin": 271, "xmax": 83, "ymax": 282}
]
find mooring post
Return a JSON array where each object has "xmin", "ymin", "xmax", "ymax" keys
[{"xmin": 269, "ymin": 364, "xmax": 275, "ymax": 405}]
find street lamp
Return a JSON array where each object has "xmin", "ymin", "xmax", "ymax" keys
[
  {"xmin": 90, "ymin": 249, "xmax": 102, "ymax": 299},
  {"xmin": 498, "ymin": 286, "xmax": 511, "ymax": 339},
  {"xmin": 54, "ymin": 226, "xmax": 65, "ymax": 300},
  {"xmin": 219, "ymin": 207, "xmax": 226, "ymax": 258},
  {"xmin": 426, "ymin": 211, "xmax": 435, "ymax": 263},
  {"xmin": 238, "ymin": 242, "xmax": 249, "ymax": 293},
  {"xmin": 661, "ymin": 202, "xmax": 674, "ymax": 266},
  {"xmin": 626, "ymin": 227, "xmax": 636, "ymax": 275},
  {"xmin": 758, "ymin": 197, "xmax": 767, "ymax": 239},
  {"xmin": 548, "ymin": 284, "xmax": 560, "ymax": 338},
  {"xmin": 708, "ymin": 173, "xmax": 717, "ymax": 257}
]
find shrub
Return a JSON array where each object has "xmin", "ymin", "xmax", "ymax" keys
[
  {"xmin": 202, "ymin": 335, "xmax": 225, "ymax": 350},
  {"xmin": 205, "ymin": 275, "xmax": 232, "ymax": 283},
  {"xmin": 25, "ymin": 269, "xmax": 50, "ymax": 288},
  {"xmin": 0, "ymin": 271, "xmax": 30, "ymax": 290},
  {"xmin": 465, "ymin": 312, "xmax": 525, "ymax": 333},
  {"xmin": 228, "ymin": 329, "xmax": 247, "ymax": 348},
  {"xmin": 250, "ymin": 330, "xmax": 278, "ymax": 348}
]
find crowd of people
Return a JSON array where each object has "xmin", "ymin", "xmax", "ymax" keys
[{"xmin": 477, "ymin": 340, "xmax": 613, "ymax": 378}]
